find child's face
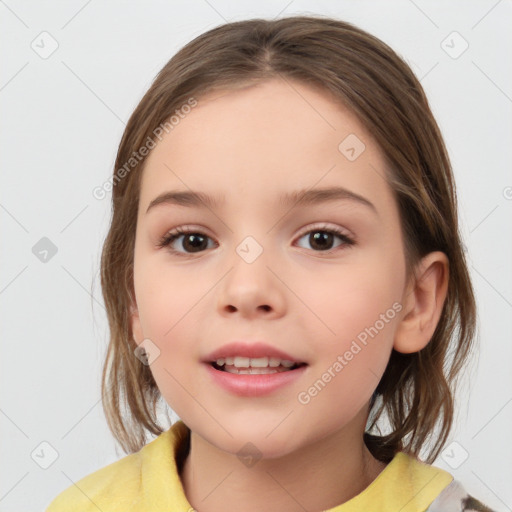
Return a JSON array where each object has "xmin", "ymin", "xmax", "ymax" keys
[{"xmin": 131, "ymin": 78, "xmax": 409, "ymax": 457}]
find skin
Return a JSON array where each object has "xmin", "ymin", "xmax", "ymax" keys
[{"xmin": 130, "ymin": 78, "xmax": 449, "ymax": 512}]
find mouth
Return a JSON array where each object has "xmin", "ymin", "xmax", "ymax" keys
[
  {"xmin": 205, "ymin": 357, "xmax": 309, "ymax": 396},
  {"xmin": 209, "ymin": 357, "xmax": 308, "ymax": 375}
]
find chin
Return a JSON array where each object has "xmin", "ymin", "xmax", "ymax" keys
[
  {"xmin": 228, "ymin": 437, "xmax": 300, "ymax": 462},
  {"xmin": 200, "ymin": 420, "xmax": 304, "ymax": 461}
]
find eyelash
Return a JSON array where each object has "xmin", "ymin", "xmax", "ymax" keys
[{"xmin": 157, "ymin": 224, "xmax": 356, "ymax": 257}]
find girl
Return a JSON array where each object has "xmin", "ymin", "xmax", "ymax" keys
[{"xmin": 47, "ymin": 15, "xmax": 495, "ymax": 512}]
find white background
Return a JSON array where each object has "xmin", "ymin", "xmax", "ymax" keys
[{"xmin": 1, "ymin": 1, "xmax": 511, "ymax": 510}]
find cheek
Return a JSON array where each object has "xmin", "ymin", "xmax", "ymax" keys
[
  {"xmin": 134, "ymin": 261, "xmax": 206, "ymax": 415},
  {"xmin": 295, "ymin": 258, "xmax": 401, "ymax": 400},
  {"xmin": 132, "ymin": 259, "xmax": 208, "ymax": 408},
  {"xmin": 296, "ymin": 257, "xmax": 403, "ymax": 343},
  {"xmin": 134, "ymin": 253, "xmax": 207, "ymax": 341}
]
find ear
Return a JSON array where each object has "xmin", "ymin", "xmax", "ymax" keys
[
  {"xmin": 130, "ymin": 299, "xmax": 144, "ymax": 345},
  {"xmin": 394, "ymin": 251, "xmax": 449, "ymax": 354}
]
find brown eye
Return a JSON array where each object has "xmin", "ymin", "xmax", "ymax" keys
[
  {"xmin": 295, "ymin": 226, "xmax": 355, "ymax": 253},
  {"xmin": 158, "ymin": 228, "xmax": 216, "ymax": 255}
]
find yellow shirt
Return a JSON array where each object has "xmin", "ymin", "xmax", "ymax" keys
[{"xmin": 46, "ymin": 420, "xmax": 455, "ymax": 512}]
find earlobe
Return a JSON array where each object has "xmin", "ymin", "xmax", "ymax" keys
[{"xmin": 393, "ymin": 251, "xmax": 449, "ymax": 354}]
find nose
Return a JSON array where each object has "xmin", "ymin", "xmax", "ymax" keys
[{"xmin": 217, "ymin": 251, "xmax": 287, "ymax": 320}]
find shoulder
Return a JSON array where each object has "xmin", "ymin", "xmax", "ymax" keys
[
  {"xmin": 379, "ymin": 452, "xmax": 495, "ymax": 512},
  {"xmin": 45, "ymin": 449, "xmax": 145, "ymax": 511},
  {"xmin": 45, "ymin": 426, "xmax": 181, "ymax": 512},
  {"xmin": 425, "ymin": 478, "xmax": 497, "ymax": 512}
]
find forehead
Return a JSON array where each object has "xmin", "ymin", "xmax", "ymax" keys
[{"xmin": 138, "ymin": 78, "xmax": 395, "ymax": 216}]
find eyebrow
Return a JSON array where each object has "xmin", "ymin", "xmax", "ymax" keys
[{"xmin": 145, "ymin": 186, "xmax": 377, "ymax": 215}]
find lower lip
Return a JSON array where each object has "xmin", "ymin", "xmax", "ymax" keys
[{"xmin": 204, "ymin": 363, "xmax": 308, "ymax": 397}]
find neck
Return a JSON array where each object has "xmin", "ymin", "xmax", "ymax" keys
[{"xmin": 179, "ymin": 413, "xmax": 387, "ymax": 512}]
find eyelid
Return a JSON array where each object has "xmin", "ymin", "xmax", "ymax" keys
[
  {"xmin": 294, "ymin": 222, "xmax": 354, "ymax": 240},
  {"xmin": 158, "ymin": 224, "xmax": 214, "ymax": 246}
]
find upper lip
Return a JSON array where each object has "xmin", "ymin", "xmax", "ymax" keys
[{"xmin": 203, "ymin": 341, "xmax": 306, "ymax": 364}]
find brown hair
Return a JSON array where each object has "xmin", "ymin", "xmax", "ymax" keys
[{"xmin": 99, "ymin": 14, "xmax": 477, "ymax": 463}]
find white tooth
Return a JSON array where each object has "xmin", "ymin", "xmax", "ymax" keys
[
  {"xmin": 225, "ymin": 367, "xmax": 279, "ymax": 375},
  {"xmin": 220, "ymin": 356, "xmax": 299, "ymax": 368},
  {"xmin": 234, "ymin": 356, "xmax": 250, "ymax": 368},
  {"xmin": 250, "ymin": 357, "xmax": 269, "ymax": 367},
  {"xmin": 250, "ymin": 367, "xmax": 278, "ymax": 374}
]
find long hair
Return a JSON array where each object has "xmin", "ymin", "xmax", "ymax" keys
[{"xmin": 99, "ymin": 14, "xmax": 477, "ymax": 463}]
